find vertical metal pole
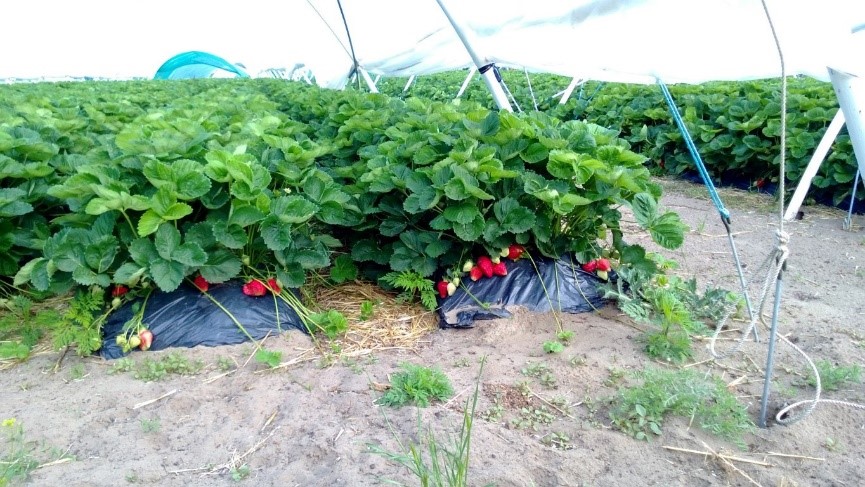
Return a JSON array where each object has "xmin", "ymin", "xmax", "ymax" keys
[
  {"xmin": 456, "ymin": 66, "xmax": 477, "ymax": 98},
  {"xmin": 434, "ymin": 0, "xmax": 512, "ymax": 111},
  {"xmin": 758, "ymin": 266, "xmax": 785, "ymax": 428}
]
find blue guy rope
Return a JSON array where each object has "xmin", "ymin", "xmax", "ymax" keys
[
  {"xmin": 658, "ymin": 80, "xmax": 758, "ymax": 342},
  {"xmin": 658, "ymin": 81, "xmax": 731, "ymax": 222}
]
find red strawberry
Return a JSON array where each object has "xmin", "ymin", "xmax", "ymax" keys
[
  {"xmin": 596, "ymin": 258, "xmax": 611, "ymax": 272},
  {"xmin": 507, "ymin": 244, "xmax": 525, "ymax": 261},
  {"xmin": 477, "ymin": 256, "xmax": 494, "ymax": 278},
  {"xmin": 193, "ymin": 275, "xmax": 209, "ymax": 292},
  {"xmin": 436, "ymin": 280, "xmax": 449, "ymax": 298},
  {"xmin": 581, "ymin": 260, "xmax": 597, "ymax": 273},
  {"xmin": 266, "ymin": 278, "xmax": 281, "ymax": 294},
  {"xmin": 112, "ymin": 285, "xmax": 128, "ymax": 297},
  {"xmin": 492, "ymin": 262, "xmax": 507, "ymax": 276},
  {"xmin": 138, "ymin": 329, "xmax": 153, "ymax": 351},
  {"xmin": 242, "ymin": 279, "xmax": 267, "ymax": 297},
  {"xmin": 469, "ymin": 266, "xmax": 483, "ymax": 281}
]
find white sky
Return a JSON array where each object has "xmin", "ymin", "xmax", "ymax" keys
[
  {"xmin": 1, "ymin": 0, "xmax": 346, "ymax": 79},
  {"xmin": 2, "ymin": 0, "xmax": 864, "ymax": 84}
]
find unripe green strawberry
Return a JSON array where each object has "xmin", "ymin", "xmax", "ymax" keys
[
  {"xmin": 596, "ymin": 270, "xmax": 609, "ymax": 280},
  {"xmin": 116, "ymin": 335, "xmax": 127, "ymax": 346},
  {"xmin": 128, "ymin": 335, "xmax": 141, "ymax": 348},
  {"xmin": 462, "ymin": 260, "xmax": 474, "ymax": 273},
  {"xmin": 111, "ymin": 297, "xmax": 122, "ymax": 309},
  {"xmin": 451, "ymin": 277, "xmax": 460, "ymax": 287}
]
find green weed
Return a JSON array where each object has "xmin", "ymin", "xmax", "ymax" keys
[
  {"xmin": 216, "ymin": 356, "xmax": 236, "ymax": 372},
  {"xmin": 230, "ymin": 464, "xmax": 250, "ymax": 482},
  {"xmin": 359, "ymin": 300, "xmax": 376, "ymax": 321},
  {"xmin": 368, "ymin": 358, "xmax": 486, "ymax": 487},
  {"xmin": 133, "ymin": 352, "xmax": 204, "ymax": 382},
  {"xmin": 609, "ymin": 368, "xmax": 753, "ymax": 447},
  {"xmin": 140, "ymin": 418, "xmax": 161, "ymax": 434},
  {"xmin": 378, "ymin": 363, "xmax": 454, "ymax": 408},
  {"xmin": 109, "ymin": 357, "xmax": 135, "ymax": 374},
  {"xmin": 0, "ymin": 296, "xmax": 58, "ymax": 361},
  {"xmin": 542, "ymin": 341, "xmax": 564, "ymax": 354},
  {"xmin": 254, "ymin": 348, "xmax": 282, "ymax": 368},
  {"xmin": 807, "ymin": 361, "xmax": 862, "ymax": 391},
  {"xmin": 1, "ymin": 419, "xmax": 72, "ymax": 485}
]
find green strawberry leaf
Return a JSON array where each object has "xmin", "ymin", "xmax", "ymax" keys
[{"xmin": 330, "ymin": 254, "xmax": 358, "ymax": 283}]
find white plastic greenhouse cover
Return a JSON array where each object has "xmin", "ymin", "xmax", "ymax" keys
[{"xmin": 2, "ymin": 0, "xmax": 863, "ymax": 85}]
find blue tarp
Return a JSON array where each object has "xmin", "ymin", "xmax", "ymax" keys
[{"xmin": 154, "ymin": 51, "xmax": 249, "ymax": 80}]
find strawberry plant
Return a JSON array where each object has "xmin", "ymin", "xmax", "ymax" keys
[{"xmin": 1, "ymin": 78, "xmax": 689, "ymax": 355}]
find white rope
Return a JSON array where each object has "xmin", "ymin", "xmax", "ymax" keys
[{"xmin": 708, "ymin": 0, "xmax": 865, "ymax": 426}]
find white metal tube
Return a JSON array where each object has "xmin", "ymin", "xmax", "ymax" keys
[
  {"xmin": 434, "ymin": 0, "xmax": 512, "ymax": 111},
  {"xmin": 359, "ymin": 68, "xmax": 379, "ymax": 93},
  {"xmin": 560, "ymin": 77, "xmax": 584, "ymax": 104},
  {"xmin": 402, "ymin": 75, "xmax": 416, "ymax": 93},
  {"xmin": 829, "ymin": 68, "xmax": 865, "ymax": 189},
  {"xmin": 784, "ymin": 109, "xmax": 845, "ymax": 221},
  {"xmin": 455, "ymin": 66, "xmax": 477, "ymax": 98}
]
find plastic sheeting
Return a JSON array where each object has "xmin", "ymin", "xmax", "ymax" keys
[
  {"xmin": 438, "ymin": 255, "xmax": 609, "ymax": 328},
  {"xmin": 99, "ymin": 280, "xmax": 305, "ymax": 360},
  {"xmin": 3, "ymin": 1, "xmax": 863, "ymax": 85}
]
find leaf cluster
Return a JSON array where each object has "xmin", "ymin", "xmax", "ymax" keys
[
  {"xmin": 609, "ymin": 367, "xmax": 753, "ymax": 447},
  {"xmin": 378, "ymin": 363, "xmax": 455, "ymax": 408}
]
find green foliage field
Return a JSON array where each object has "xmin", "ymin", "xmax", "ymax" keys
[
  {"xmin": 1, "ymin": 78, "xmax": 683, "ymax": 354},
  {"xmin": 380, "ymin": 71, "xmax": 859, "ymax": 207}
]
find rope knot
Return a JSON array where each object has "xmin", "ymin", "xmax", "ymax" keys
[{"xmin": 775, "ymin": 230, "xmax": 790, "ymax": 261}]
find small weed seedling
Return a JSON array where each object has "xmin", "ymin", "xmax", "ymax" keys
[
  {"xmin": 230, "ymin": 464, "xmax": 250, "ymax": 482},
  {"xmin": 368, "ymin": 358, "xmax": 487, "ymax": 486},
  {"xmin": 140, "ymin": 418, "xmax": 161, "ymax": 434},
  {"xmin": 542, "ymin": 431, "xmax": 574, "ymax": 450},
  {"xmin": 133, "ymin": 353, "xmax": 204, "ymax": 382},
  {"xmin": 67, "ymin": 364, "xmax": 87, "ymax": 381},
  {"xmin": 481, "ymin": 397, "xmax": 505, "ymax": 423},
  {"xmin": 109, "ymin": 358, "xmax": 135, "ymax": 374},
  {"xmin": 543, "ymin": 340, "xmax": 565, "ymax": 354},
  {"xmin": 453, "ymin": 357, "xmax": 471, "ymax": 368},
  {"xmin": 556, "ymin": 330, "xmax": 575, "ymax": 343},
  {"xmin": 807, "ymin": 361, "xmax": 862, "ymax": 391},
  {"xmin": 521, "ymin": 361, "xmax": 552, "ymax": 378},
  {"xmin": 510, "ymin": 406, "xmax": 556, "ymax": 431},
  {"xmin": 254, "ymin": 348, "xmax": 282, "ymax": 369},
  {"xmin": 609, "ymin": 368, "xmax": 753, "ymax": 447},
  {"xmin": 216, "ymin": 356, "xmax": 236, "ymax": 372},
  {"xmin": 359, "ymin": 300, "xmax": 376, "ymax": 321},
  {"xmin": 378, "ymin": 363, "xmax": 454, "ymax": 408},
  {"xmin": 1, "ymin": 419, "xmax": 72, "ymax": 485}
]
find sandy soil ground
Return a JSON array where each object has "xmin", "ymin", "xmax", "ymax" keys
[{"xmin": 3, "ymin": 180, "xmax": 865, "ymax": 487}]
